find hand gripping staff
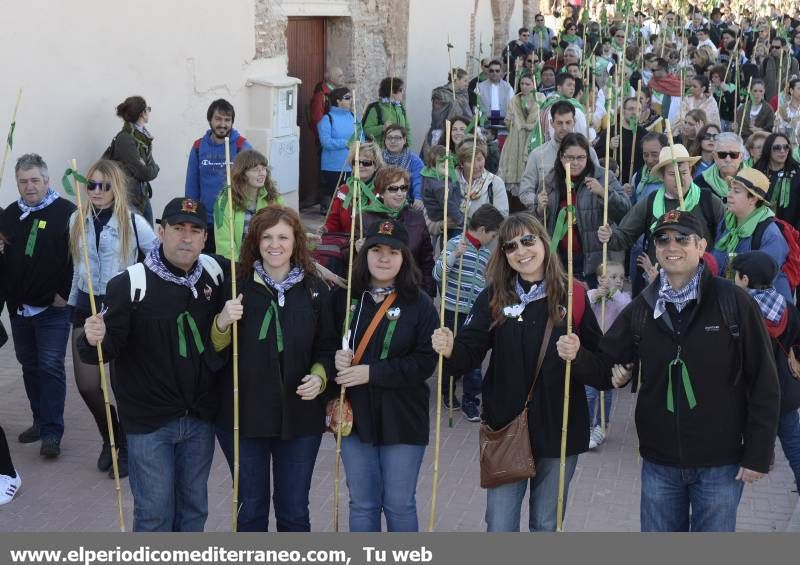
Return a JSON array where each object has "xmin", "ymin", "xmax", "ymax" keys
[
  {"xmin": 428, "ymin": 121, "xmax": 452, "ymax": 532},
  {"xmin": 556, "ymin": 162, "xmax": 574, "ymax": 533},
  {"xmin": 333, "ymin": 139, "xmax": 362, "ymax": 532},
  {"xmin": 64, "ymin": 160, "xmax": 126, "ymax": 531}
]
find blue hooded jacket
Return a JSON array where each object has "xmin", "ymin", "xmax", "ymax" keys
[
  {"xmin": 185, "ymin": 128, "xmax": 252, "ymax": 223},
  {"xmin": 317, "ymin": 106, "xmax": 361, "ymax": 173}
]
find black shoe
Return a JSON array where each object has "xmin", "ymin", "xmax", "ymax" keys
[
  {"xmin": 18, "ymin": 423, "xmax": 40, "ymax": 444},
  {"xmin": 40, "ymin": 438, "xmax": 61, "ymax": 458},
  {"xmin": 109, "ymin": 448, "xmax": 128, "ymax": 479},
  {"xmin": 97, "ymin": 442, "xmax": 112, "ymax": 472},
  {"xmin": 462, "ymin": 398, "xmax": 481, "ymax": 422},
  {"xmin": 442, "ymin": 394, "xmax": 461, "ymax": 411}
]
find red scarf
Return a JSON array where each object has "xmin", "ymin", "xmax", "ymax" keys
[
  {"xmin": 465, "ymin": 231, "xmax": 482, "ymax": 250},
  {"xmin": 649, "ymin": 74, "xmax": 683, "ymax": 97}
]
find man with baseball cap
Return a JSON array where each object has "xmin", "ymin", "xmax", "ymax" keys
[
  {"xmin": 598, "ymin": 144, "xmax": 725, "ymax": 296},
  {"xmin": 79, "ymin": 197, "xmax": 239, "ymax": 531},
  {"xmin": 558, "ymin": 208, "xmax": 780, "ymax": 531}
]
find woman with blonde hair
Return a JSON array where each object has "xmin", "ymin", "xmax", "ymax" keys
[
  {"xmin": 456, "ymin": 142, "xmax": 509, "ymax": 221},
  {"xmin": 214, "ymin": 149, "xmax": 285, "ymax": 260},
  {"xmin": 324, "ymin": 140, "xmax": 385, "ymax": 234},
  {"xmin": 68, "ymin": 158, "xmax": 158, "ymax": 477}
]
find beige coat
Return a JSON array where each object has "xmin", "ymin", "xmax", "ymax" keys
[{"xmin": 498, "ymin": 93, "xmax": 541, "ymax": 189}]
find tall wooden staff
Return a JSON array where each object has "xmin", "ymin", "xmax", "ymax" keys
[
  {"xmin": 448, "ymin": 36, "xmax": 457, "ymax": 102},
  {"xmin": 68, "ymin": 159, "xmax": 125, "ymax": 532},
  {"xmin": 738, "ymin": 77, "xmax": 753, "ymax": 139},
  {"xmin": 0, "ymin": 89, "xmax": 22, "ymax": 191},
  {"xmin": 663, "ymin": 121, "xmax": 685, "ymax": 209},
  {"xmin": 429, "ymin": 121, "xmax": 452, "ymax": 531},
  {"xmin": 627, "ymin": 79, "xmax": 643, "ymax": 184},
  {"xmin": 598, "ymin": 97, "xmax": 612, "ymax": 435},
  {"xmin": 777, "ymin": 46, "xmax": 785, "ymax": 107},
  {"xmin": 722, "ymin": 36, "xmax": 740, "ymax": 84},
  {"xmin": 222, "ymin": 138, "xmax": 241, "ymax": 532},
  {"xmin": 556, "ymin": 162, "xmax": 575, "ymax": 533},
  {"xmin": 333, "ymin": 139, "xmax": 362, "ymax": 532}
]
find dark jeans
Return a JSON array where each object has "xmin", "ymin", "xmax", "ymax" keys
[
  {"xmin": 216, "ymin": 427, "xmax": 322, "ymax": 532},
  {"xmin": 640, "ymin": 458, "xmax": 743, "ymax": 531},
  {"xmin": 10, "ymin": 306, "xmax": 71, "ymax": 441},
  {"xmin": 442, "ymin": 309, "xmax": 482, "ymax": 403},
  {"xmin": 585, "ymin": 385, "xmax": 613, "ymax": 427},
  {"xmin": 778, "ymin": 409, "xmax": 800, "ymax": 489},
  {"xmin": 126, "ymin": 415, "xmax": 215, "ymax": 532}
]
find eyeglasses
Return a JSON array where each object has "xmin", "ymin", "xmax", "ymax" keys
[
  {"xmin": 342, "ymin": 94, "xmax": 352, "ymax": 100},
  {"xmin": 385, "ymin": 135, "xmax": 405, "ymax": 142},
  {"xmin": 654, "ymin": 233, "xmax": 695, "ymax": 248},
  {"xmin": 501, "ymin": 234, "xmax": 538, "ymax": 254},
  {"xmin": 561, "ymin": 154, "xmax": 588, "ymax": 163},
  {"xmin": 87, "ymin": 180, "xmax": 112, "ymax": 192},
  {"xmin": 358, "ymin": 160, "xmax": 375, "ymax": 167},
  {"xmin": 702, "ymin": 133, "xmax": 718, "ymax": 141},
  {"xmin": 385, "ymin": 184, "xmax": 409, "ymax": 193},
  {"xmin": 772, "ymin": 144, "xmax": 791, "ymax": 152},
  {"xmin": 771, "ymin": 45, "xmax": 782, "ymax": 50},
  {"xmin": 488, "ymin": 69, "xmax": 502, "ymax": 73},
  {"xmin": 715, "ymin": 151, "xmax": 741, "ymax": 160}
]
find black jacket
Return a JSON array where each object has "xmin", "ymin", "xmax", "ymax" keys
[
  {"xmin": 216, "ymin": 273, "xmax": 337, "ymax": 439},
  {"xmin": 335, "ymin": 289, "xmax": 439, "ymax": 446},
  {"xmin": 0, "ymin": 198, "xmax": 75, "ymax": 314},
  {"xmin": 769, "ymin": 304, "xmax": 800, "ymax": 415},
  {"xmin": 573, "ymin": 269, "xmax": 780, "ymax": 472},
  {"xmin": 445, "ymin": 283, "xmax": 608, "ymax": 458},
  {"xmin": 763, "ymin": 165, "xmax": 800, "ymax": 228},
  {"xmin": 78, "ymin": 249, "xmax": 228, "ymax": 433}
]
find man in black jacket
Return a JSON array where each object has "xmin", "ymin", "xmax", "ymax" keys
[
  {"xmin": 81, "ymin": 197, "xmax": 235, "ymax": 532},
  {"xmin": 558, "ymin": 210, "xmax": 780, "ymax": 532},
  {"xmin": 0, "ymin": 154, "xmax": 75, "ymax": 458}
]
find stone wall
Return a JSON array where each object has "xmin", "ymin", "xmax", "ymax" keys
[{"xmin": 254, "ymin": 0, "xmax": 288, "ymax": 59}]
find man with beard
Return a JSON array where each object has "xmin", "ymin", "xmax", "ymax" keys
[{"xmin": 185, "ymin": 99, "xmax": 252, "ymax": 252}]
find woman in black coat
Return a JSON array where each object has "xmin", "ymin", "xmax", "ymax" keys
[
  {"xmin": 214, "ymin": 205, "xmax": 337, "ymax": 532},
  {"xmin": 432, "ymin": 212, "xmax": 609, "ymax": 532}
]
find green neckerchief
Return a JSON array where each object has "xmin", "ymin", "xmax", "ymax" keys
[
  {"xmin": 360, "ymin": 196, "xmax": 405, "ymax": 218},
  {"xmin": 667, "ymin": 350, "xmax": 697, "ymax": 413},
  {"xmin": 421, "ymin": 156, "xmax": 458, "ymax": 183},
  {"xmin": 714, "ymin": 206, "xmax": 774, "ymax": 254},
  {"xmin": 521, "ymin": 93, "xmax": 544, "ymax": 153},
  {"xmin": 177, "ymin": 312, "xmax": 205, "ymax": 358},
  {"xmin": 258, "ymin": 300, "xmax": 284, "ymax": 352},
  {"xmin": 344, "ymin": 297, "xmax": 398, "ymax": 360},
  {"xmin": 24, "ymin": 220, "xmax": 40, "ymax": 257},
  {"xmin": 743, "ymin": 157, "xmax": 754, "ymax": 168},
  {"xmin": 121, "ymin": 121, "xmax": 152, "ymax": 155},
  {"xmin": 550, "ymin": 204, "xmax": 576, "ymax": 253},
  {"xmin": 561, "ymin": 33, "xmax": 579, "ymax": 44},
  {"xmin": 342, "ymin": 177, "xmax": 376, "ymax": 210},
  {"xmin": 649, "ymin": 183, "xmax": 702, "ymax": 233},
  {"xmin": 635, "ymin": 166, "xmax": 661, "ymax": 200},
  {"xmin": 701, "ymin": 164, "xmax": 732, "ymax": 199},
  {"xmin": 772, "ymin": 176, "xmax": 791, "ymax": 209}
]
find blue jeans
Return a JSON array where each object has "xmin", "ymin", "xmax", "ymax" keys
[
  {"xmin": 340, "ymin": 436, "xmax": 426, "ymax": 531},
  {"xmin": 640, "ymin": 459, "xmax": 744, "ymax": 531},
  {"xmin": 443, "ymin": 309, "xmax": 482, "ymax": 402},
  {"xmin": 126, "ymin": 415, "xmax": 215, "ymax": 532},
  {"xmin": 216, "ymin": 427, "xmax": 321, "ymax": 531},
  {"xmin": 10, "ymin": 306, "xmax": 71, "ymax": 441},
  {"xmin": 485, "ymin": 455, "xmax": 578, "ymax": 531},
  {"xmin": 584, "ymin": 386, "xmax": 613, "ymax": 428},
  {"xmin": 777, "ymin": 409, "xmax": 800, "ymax": 488}
]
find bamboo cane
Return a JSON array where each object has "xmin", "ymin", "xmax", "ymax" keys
[
  {"xmin": 222, "ymin": 139, "xmax": 241, "ymax": 532},
  {"xmin": 539, "ymin": 161, "xmax": 547, "ymax": 227},
  {"xmin": 663, "ymin": 121, "xmax": 685, "ymax": 209},
  {"xmin": 734, "ymin": 52, "xmax": 741, "ymax": 132},
  {"xmin": 428, "ymin": 121, "xmax": 452, "ymax": 532},
  {"xmin": 448, "ymin": 36, "xmax": 457, "ymax": 103},
  {"xmin": 628, "ymin": 79, "xmax": 643, "ymax": 184},
  {"xmin": 777, "ymin": 46, "xmax": 784, "ymax": 108},
  {"xmin": 738, "ymin": 77, "xmax": 753, "ymax": 139},
  {"xmin": 0, "ymin": 89, "xmax": 22, "ymax": 191},
  {"xmin": 70, "ymin": 159, "xmax": 125, "ymax": 532},
  {"xmin": 722, "ymin": 36, "xmax": 740, "ymax": 84},
  {"xmin": 556, "ymin": 162, "xmax": 574, "ymax": 533},
  {"xmin": 599, "ymin": 96, "xmax": 612, "ymax": 435},
  {"xmin": 333, "ymin": 139, "xmax": 361, "ymax": 532},
  {"xmin": 351, "ymin": 90, "xmax": 365, "ymax": 239}
]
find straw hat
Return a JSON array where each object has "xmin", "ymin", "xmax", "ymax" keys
[
  {"xmin": 730, "ymin": 168, "xmax": 771, "ymax": 203},
  {"xmin": 650, "ymin": 144, "xmax": 702, "ymax": 176}
]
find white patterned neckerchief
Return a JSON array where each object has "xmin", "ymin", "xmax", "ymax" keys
[
  {"xmin": 143, "ymin": 246, "xmax": 204, "ymax": 298},
  {"xmin": 654, "ymin": 265, "xmax": 704, "ymax": 319},
  {"xmin": 748, "ymin": 287, "xmax": 786, "ymax": 325},
  {"xmin": 515, "ymin": 277, "xmax": 547, "ymax": 307},
  {"xmin": 18, "ymin": 188, "xmax": 59, "ymax": 220},
  {"xmin": 253, "ymin": 261, "xmax": 305, "ymax": 307}
]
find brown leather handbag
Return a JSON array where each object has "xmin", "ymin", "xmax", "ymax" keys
[{"xmin": 479, "ymin": 319, "xmax": 552, "ymax": 489}]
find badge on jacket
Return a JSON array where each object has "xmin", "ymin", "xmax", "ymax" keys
[
  {"xmin": 386, "ymin": 307, "xmax": 401, "ymax": 320},
  {"xmin": 203, "ymin": 284, "xmax": 213, "ymax": 301}
]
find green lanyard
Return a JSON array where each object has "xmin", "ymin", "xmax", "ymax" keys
[
  {"xmin": 346, "ymin": 298, "xmax": 398, "ymax": 360},
  {"xmin": 24, "ymin": 220, "xmax": 42, "ymax": 257},
  {"xmin": 177, "ymin": 312, "xmax": 205, "ymax": 358},
  {"xmin": 666, "ymin": 347, "xmax": 697, "ymax": 413},
  {"xmin": 258, "ymin": 300, "xmax": 285, "ymax": 353}
]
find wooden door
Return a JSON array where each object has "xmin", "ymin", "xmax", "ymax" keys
[{"xmin": 287, "ymin": 17, "xmax": 326, "ymax": 208}]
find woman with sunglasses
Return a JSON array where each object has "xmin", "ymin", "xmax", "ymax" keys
[
  {"xmin": 357, "ymin": 166, "xmax": 435, "ymax": 297},
  {"xmin": 381, "ymin": 125, "xmax": 424, "ymax": 210},
  {"xmin": 689, "ymin": 124, "xmax": 721, "ymax": 179},
  {"xmin": 334, "ymin": 218, "xmax": 439, "ymax": 532},
  {"xmin": 318, "ymin": 87, "xmax": 361, "ymax": 215},
  {"xmin": 431, "ymin": 213, "xmax": 608, "ymax": 531},
  {"xmin": 214, "ymin": 149, "xmax": 285, "ymax": 261},
  {"xmin": 756, "ymin": 133, "xmax": 800, "ymax": 228},
  {"xmin": 536, "ymin": 133, "xmax": 629, "ymax": 288},
  {"xmin": 324, "ymin": 141, "xmax": 384, "ymax": 235},
  {"xmin": 67, "ymin": 159, "xmax": 158, "ymax": 477},
  {"xmin": 499, "ymin": 73, "xmax": 541, "ymax": 212}
]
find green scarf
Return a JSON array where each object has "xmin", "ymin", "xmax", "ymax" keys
[
  {"xmin": 561, "ymin": 34, "xmax": 579, "ymax": 44},
  {"xmin": 177, "ymin": 312, "xmax": 205, "ymax": 358},
  {"xmin": 635, "ymin": 166, "xmax": 661, "ymax": 200},
  {"xmin": 550, "ymin": 204, "xmax": 576, "ymax": 253},
  {"xmin": 667, "ymin": 352, "xmax": 696, "ymax": 413},
  {"xmin": 649, "ymin": 183, "xmax": 702, "ymax": 233},
  {"xmin": 714, "ymin": 206, "xmax": 774, "ymax": 254},
  {"xmin": 258, "ymin": 301, "xmax": 284, "ymax": 352},
  {"xmin": 771, "ymin": 173, "xmax": 792, "ymax": 209},
  {"xmin": 701, "ymin": 164, "xmax": 732, "ymax": 199}
]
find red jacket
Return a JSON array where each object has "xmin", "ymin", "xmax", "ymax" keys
[{"xmin": 309, "ymin": 81, "xmax": 333, "ymax": 140}]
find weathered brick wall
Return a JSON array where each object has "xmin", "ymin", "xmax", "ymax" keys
[{"xmin": 254, "ymin": 0, "xmax": 287, "ymax": 59}]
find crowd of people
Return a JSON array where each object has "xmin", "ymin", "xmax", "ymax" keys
[{"xmin": 2, "ymin": 0, "xmax": 800, "ymax": 535}]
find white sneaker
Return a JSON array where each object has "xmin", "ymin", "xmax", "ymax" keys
[
  {"xmin": 588, "ymin": 425, "xmax": 605, "ymax": 450},
  {"xmin": 0, "ymin": 472, "xmax": 21, "ymax": 505}
]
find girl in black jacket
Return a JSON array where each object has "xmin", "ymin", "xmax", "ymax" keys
[
  {"xmin": 214, "ymin": 205, "xmax": 337, "ymax": 532},
  {"xmin": 431, "ymin": 213, "xmax": 609, "ymax": 532},
  {"xmin": 334, "ymin": 218, "xmax": 439, "ymax": 532}
]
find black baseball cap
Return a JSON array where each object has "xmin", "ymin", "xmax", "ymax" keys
[
  {"xmin": 161, "ymin": 197, "xmax": 207, "ymax": 228},
  {"xmin": 363, "ymin": 218, "xmax": 409, "ymax": 250},
  {"xmin": 652, "ymin": 209, "xmax": 705, "ymax": 238}
]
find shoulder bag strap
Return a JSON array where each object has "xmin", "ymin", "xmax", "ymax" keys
[
  {"xmin": 352, "ymin": 292, "xmax": 398, "ymax": 365},
  {"xmin": 526, "ymin": 318, "xmax": 553, "ymax": 402}
]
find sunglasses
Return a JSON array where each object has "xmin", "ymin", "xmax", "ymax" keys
[
  {"xmin": 342, "ymin": 94, "xmax": 352, "ymax": 100},
  {"xmin": 358, "ymin": 160, "xmax": 375, "ymax": 167},
  {"xmin": 87, "ymin": 180, "xmax": 112, "ymax": 192},
  {"xmin": 385, "ymin": 184, "xmax": 409, "ymax": 194},
  {"xmin": 715, "ymin": 151, "xmax": 741, "ymax": 160},
  {"xmin": 771, "ymin": 45, "xmax": 782, "ymax": 50},
  {"xmin": 488, "ymin": 69, "xmax": 502, "ymax": 73},
  {"xmin": 501, "ymin": 234, "xmax": 538, "ymax": 254},
  {"xmin": 772, "ymin": 144, "xmax": 791, "ymax": 152},
  {"xmin": 702, "ymin": 133, "xmax": 718, "ymax": 141},
  {"xmin": 654, "ymin": 233, "xmax": 695, "ymax": 248}
]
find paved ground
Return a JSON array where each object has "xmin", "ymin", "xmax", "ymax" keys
[{"xmin": 1, "ymin": 209, "xmax": 798, "ymax": 532}]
